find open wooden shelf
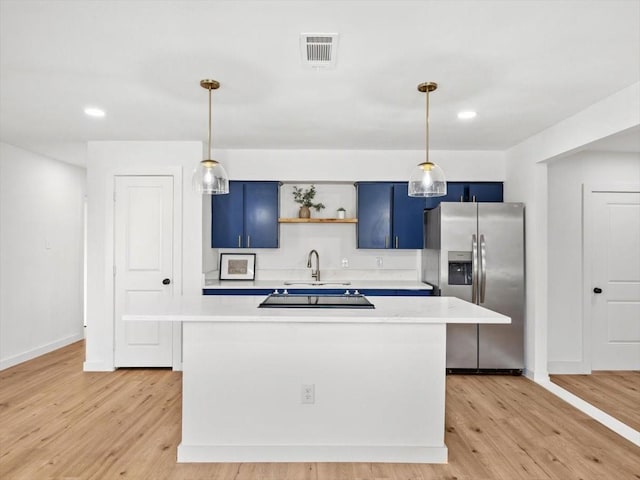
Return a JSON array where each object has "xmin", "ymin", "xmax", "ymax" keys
[{"xmin": 278, "ymin": 218, "xmax": 358, "ymax": 223}]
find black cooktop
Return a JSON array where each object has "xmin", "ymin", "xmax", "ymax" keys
[{"xmin": 258, "ymin": 293, "xmax": 375, "ymax": 309}]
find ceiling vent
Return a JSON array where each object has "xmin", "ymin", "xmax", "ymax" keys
[{"xmin": 300, "ymin": 33, "xmax": 339, "ymax": 68}]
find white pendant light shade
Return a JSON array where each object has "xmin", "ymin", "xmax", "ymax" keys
[
  {"xmin": 408, "ymin": 161, "xmax": 447, "ymax": 197},
  {"xmin": 408, "ymin": 82, "xmax": 447, "ymax": 198},
  {"xmin": 193, "ymin": 159, "xmax": 229, "ymax": 194},
  {"xmin": 193, "ymin": 79, "xmax": 229, "ymax": 195}
]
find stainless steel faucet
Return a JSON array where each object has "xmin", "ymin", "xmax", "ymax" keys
[{"xmin": 307, "ymin": 249, "xmax": 320, "ymax": 281}]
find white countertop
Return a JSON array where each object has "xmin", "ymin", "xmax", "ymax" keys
[
  {"xmin": 124, "ymin": 295, "xmax": 508, "ymax": 325},
  {"xmin": 203, "ymin": 279, "xmax": 433, "ymax": 290}
]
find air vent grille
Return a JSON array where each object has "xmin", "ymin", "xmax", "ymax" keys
[{"xmin": 300, "ymin": 33, "xmax": 339, "ymax": 68}]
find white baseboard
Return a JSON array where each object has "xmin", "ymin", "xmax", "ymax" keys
[
  {"xmin": 523, "ymin": 367, "xmax": 549, "ymax": 383},
  {"xmin": 0, "ymin": 333, "xmax": 84, "ymax": 371},
  {"xmin": 83, "ymin": 361, "xmax": 115, "ymax": 372},
  {"xmin": 177, "ymin": 444, "xmax": 448, "ymax": 464},
  {"xmin": 548, "ymin": 360, "xmax": 590, "ymax": 374},
  {"xmin": 538, "ymin": 379, "xmax": 640, "ymax": 447}
]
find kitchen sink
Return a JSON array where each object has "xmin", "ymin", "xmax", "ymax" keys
[
  {"xmin": 258, "ymin": 293, "xmax": 374, "ymax": 309},
  {"xmin": 283, "ymin": 281, "xmax": 351, "ymax": 286}
]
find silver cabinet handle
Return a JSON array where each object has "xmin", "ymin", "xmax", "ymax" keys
[
  {"xmin": 247, "ymin": 235, "xmax": 251, "ymax": 248},
  {"xmin": 480, "ymin": 234, "xmax": 487, "ymax": 303},
  {"xmin": 472, "ymin": 195, "xmax": 477, "ymax": 202},
  {"xmin": 460, "ymin": 195, "xmax": 464, "ymax": 202},
  {"xmin": 472, "ymin": 234, "xmax": 478, "ymax": 304},
  {"xmin": 385, "ymin": 236, "xmax": 389, "ymax": 248},
  {"xmin": 395, "ymin": 236, "xmax": 399, "ymax": 249},
  {"xmin": 238, "ymin": 235, "xmax": 242, "ymax": 248}
]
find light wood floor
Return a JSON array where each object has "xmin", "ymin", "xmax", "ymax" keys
[
  {"xmin": 551, "ymin": 371, "xmax": 640, "ymax": 431},
  {"xmin": 1, "ymin": 342, "xmax": 639, "ymax": 480}
]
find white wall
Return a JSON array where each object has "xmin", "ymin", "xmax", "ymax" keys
[
  {"xmin": 204, "ymin": 149, "xmax": 506, "ymax": 278},
  {"xmin": 0, "ymin": 142, "xmax": 85, "ymax": 369},
  {"xmin": 547, "ymin": 151, "xmax": 640, "ymax": 373},
  {"xmin": 505, "ymin": 82, "xmax": 640, "ymax": 380},
  {"xmin": 88, "ymin": 143, "xmax": 504, "ymax": 370},
  {"xmin": 216, "ymin": 149, "xmax": 505, "ymax": 182},
  {"xmin": 84, "ymin": 141, "xmax": 203, "ymax": 371}
]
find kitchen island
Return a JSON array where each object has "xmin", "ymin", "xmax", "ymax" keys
[{"xmin": 124, "ymin": 295, "xmax": 509, "ymax": 464}]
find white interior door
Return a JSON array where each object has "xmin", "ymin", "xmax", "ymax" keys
[
  {"xmin": 590, "ymin": 190, "xmax": 640, "ymax": 370},
  {"xmin": 114, "ymin": 176, "xmax": 174, "ymax": 367}
]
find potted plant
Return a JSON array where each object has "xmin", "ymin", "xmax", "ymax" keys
[
  {"xmin": 337, "ymin": 207, "xmax": 346, "ymax": 219},
  {"xmin": 292, "ymin": 185, "xmax": 325, "ymax": 218}
]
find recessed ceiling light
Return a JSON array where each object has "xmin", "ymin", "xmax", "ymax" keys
[
  {"xmin": 84, "ymin": 107, "xmax": 105, "ymax": 118},
  {"xmin": 457, "ymin": 111, "xmax": 477, "ymax": 120}
]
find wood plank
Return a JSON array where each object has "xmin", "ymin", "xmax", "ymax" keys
[
  {"xmin": 278, "ymin": 218, "xmax": 358, "ymax": 223},
  {"xmin": 1, "ymin": 342, "xmax": 639, "ymax": 479}
]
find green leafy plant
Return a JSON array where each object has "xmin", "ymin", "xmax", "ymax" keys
[
  {"xmin": 292, "ymin": 185, "xmax": 325, "ymax": 211},
  {"xmin": 337, "ymin": 207, "xmax": 346, "ymax": 212}
]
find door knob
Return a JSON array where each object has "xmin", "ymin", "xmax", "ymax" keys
[
  {"xmin": 593, "ymin": 287, "xmax": 602, "ymax": 294},
  {"xmin": 162, "ymin": 278, "xmax": 171, "ymax": 285}
]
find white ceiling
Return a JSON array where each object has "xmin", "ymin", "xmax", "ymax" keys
[{"xmin": 1, "ymin": 0, "xmax": 639, "ymax": 166}]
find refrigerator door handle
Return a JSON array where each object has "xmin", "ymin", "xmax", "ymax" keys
[
  {"xmin": 472, "ymin": 234, "xmax": 478, "ymax": 304},
  {"xmin": 480, "ymin": 234, "xmax": 487, "ymax": 303}
]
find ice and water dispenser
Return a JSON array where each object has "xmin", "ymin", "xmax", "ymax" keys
[{"xmin": 447, "ymin": 251, "xmax": 473, "ymax": 285}]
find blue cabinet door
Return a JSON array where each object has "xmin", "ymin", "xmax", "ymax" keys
[
  {"xmin": 444, "ymin": 182, "xmax": 468, "ymax": 203},
  {"xmin": 211, "ymin": 181, "xmax": 245, "ymax": 247},
  {"xmin": 357, "ymin": 182, "xmax": 425, "ymax": 249},
  {"xmin": 211, "ymin": 181, "xmax": 279, "ymax": 248},
  {"xmin": 424, "ymin": 182, "xmax": 465, "ymax": 209},
  {"xmin": 468, "ymin": 182, "xmax": 503, "ymax": 202},
  {"xmin": 392, "ymin": 183, "xmax": 425, "ymax": 249},
  {"xmin": 244, "ymin": 181, "xmax": 279, "ymax": 248},
  {"xmin": 357, "ymin": 182, "xmax": 392, "ymax": 249},
  {"xmin": 424, "ymin": 182, "xmax": 503, "ymax": 210}
]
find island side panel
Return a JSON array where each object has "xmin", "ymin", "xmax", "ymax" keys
[{"xmin": 178, "ymin": 320, "xmax": 447, "ymax": 463}]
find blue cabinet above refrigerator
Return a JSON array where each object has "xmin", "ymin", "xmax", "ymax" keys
[{"xmin": 425, "ymin": 182, "xmax": 503, "ymax": 210}]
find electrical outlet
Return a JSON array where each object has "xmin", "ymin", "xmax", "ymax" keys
[
  {"xmin": 301, "ymin": 384, "xmax": 315, "ymax": 404},
  {"xmin": 341, "ymin": 258, "xmax": 349, "ymax": 268}
]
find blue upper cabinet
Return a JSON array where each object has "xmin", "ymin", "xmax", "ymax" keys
[
  {"xmin": 468, "ymin": 182, "xmax": 503, "ymax": 202},
  {"xmin": 356, "ymin": 182, "xmax": 425, "ymax": 249},
  {"xmin": 392, "ymin": 183, "xmax": 426, "ymax": 249},
  {"xmin": 425, "ymin": 181, "xmax": 503, "ymax": 209},
  {"xmin": 357, "ymin": 182, "xmax": 393, "ymax": 249},
  {"xmin": 244, "ymin": 182, "xmax": 279, "ymax": 248},
  {"xmin": 211, "ymin": 181, "xmax": 245, "ymax": 247},
  {"xmin": 212, "ymin": 181, "xmax": 279, "ymax": 248}
]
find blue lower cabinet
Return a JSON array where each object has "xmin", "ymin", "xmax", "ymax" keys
[
  {"xmin": 203, "ymin": 289, "xmax": 274, "ymax": 295},
  {"xmin": 360, "ymin": 289, "xmax": 432, "ymax": 296},
  {"xmin": 203, "ymin": 288, "xmax": 433, "ymax": 296}
]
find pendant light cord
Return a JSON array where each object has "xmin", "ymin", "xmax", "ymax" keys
[
  {"xmin": 425, "ymin": 87, "xmax": 430, "ymax": 164},
  {"xmin": 207, "ymin": 85, "xmax": 212, "ymax": 159}
]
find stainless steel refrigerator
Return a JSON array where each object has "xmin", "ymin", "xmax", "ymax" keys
[{"xmin": 423, "ymin": 202, "xmax": 525, "ymax": 373}]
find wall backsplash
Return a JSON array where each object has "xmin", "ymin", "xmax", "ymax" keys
[{"xmin": 207, "ymin": 222, "xmax": 421, "ymax": 281}]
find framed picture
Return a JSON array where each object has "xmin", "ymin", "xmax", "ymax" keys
[{"xmin": 219, "ymin": 253, "xmax": 256, "ymax": 281}]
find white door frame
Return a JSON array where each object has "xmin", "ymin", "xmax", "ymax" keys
[
  {"xmin": 582, "ymin": 183, "xmax": 640, "ymax": 372},
  {"xmin": 104, "ymin": 167, "xmax": 183, "ymax": 370}
]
